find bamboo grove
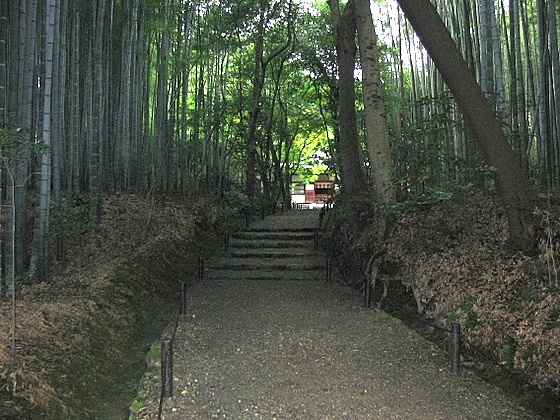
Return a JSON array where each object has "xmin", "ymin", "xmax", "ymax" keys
[
  {"xmin": 386, "ymin": 0, "xmax": 560, "ymax": 195},
  {"xmin": 0, "ymin": 0, "xmax": 559, "ymax": 292}
]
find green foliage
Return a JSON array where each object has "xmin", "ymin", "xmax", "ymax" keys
[
  {"xmin": 146, "ymin": 343, "xmax": 161, "ymax": 368},
  {"xmin": 458, "ymin": 296, "xmax": 475, "ymax": 312},
  {"xmin": 498, "ymin": 336, "xmax": 518, "ymax": 368},
  {"xmin": 0, "ymin": 119, "xmax": 49, "ymax": 161},
  {"xmin": 0, "ymin": 121, "xmax": 26, "ymax": 147},
  {"xmin": 521, "ymin": 346, "xmax": 540, "ymax": 362},
  {"xmin": 127, "ymin": 342, "xmax": 159, "ymax": 418},
  {"xmin": 446, "ymin": 313, "xmax": 460, "ymax": 324},
  {"xmin": 446, "ymin": 296, "xmax": 481, "ymax": 328},
  {"xmin": 128, "ymin": 398, "xmax": 145, "ymax": 415},
  {"xmin": 473, "ymin": 361, "xmax": 491, "ymax": 374}
]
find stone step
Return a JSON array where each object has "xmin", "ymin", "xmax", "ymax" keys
[
  {"xmin": 229, "ymin": 240, "xmax": 315, "ymax": 249},
  {"xmin": 244, "ymin": 226, "xmax": 317, "ymax": 233},
  {"xmin": 205, "ymin": 269, "xmax": 327, "ymax": 281},
  {"xmin": 227, "ymin": 248, "xmax": 316, "ymax": 258},
  {"xmin": 232, "ymin": 231, "xmax": 316, "ymax": 241},
  {"xmin": 209, "ymin": 256, "xmax": 325, "ymax": 271}
]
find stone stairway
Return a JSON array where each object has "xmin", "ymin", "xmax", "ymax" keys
[{"xmin": 207, "ymin": 210, "xmax": 326, "ymax": 281}]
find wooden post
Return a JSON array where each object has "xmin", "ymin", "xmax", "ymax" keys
[
  {"xmin": 161, "ymin": 339, "xmax": 173, "ymax": 397},
  {"xmin": 180, "ymin": 282, "xmax": 187, "ymax": 315},
  {"xmin": 364, "ymin": 277, "xmax": 372, "ymax": 309},
  {"xmin": 198, "ymin": 257, "xmax": 204, "ymax": 280},
  {"xmin": 450, "ymin": 323, "xmax": 461, "ymax": 374}
]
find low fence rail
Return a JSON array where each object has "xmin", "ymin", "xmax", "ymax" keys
[{"xmin": 156, "ymin": 257, "xmax": 204, "ymax": 419}]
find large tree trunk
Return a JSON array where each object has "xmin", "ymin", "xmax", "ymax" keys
[
  {"xmin": 327, "ymin": 0, "xmax": 368, "ymax": 197},
  {"xmin": 355, "ymin": 0, "xmax": 395, "ymax": 205},
  {"xmin": 398, "ymin": 0, "xmax": 536, "ymax": 252}
]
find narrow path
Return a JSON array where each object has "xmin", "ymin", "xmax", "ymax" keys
[{"xmin": 158, "ymin": 210, "xmax": 537, "ymax": 419}]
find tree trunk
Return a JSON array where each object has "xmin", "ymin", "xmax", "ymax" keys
[
  {"xmin": 244, "ymin": 9, "xmax": 266, "ymax": 199},
  {"xmin": 327, "ymin": 0, "xmax": 368, "ymax": 197},
  {"xmin": 548, "ymin": 0, "xmax": 560, "ymax": 188},
  {"xmin": 398, "ymin": 0, "xmax": 536, "ymax": 252},
  {"xmin": 89, "ymin": 0, "xmax": 105, "ymax": 233},
  {"xmin": 8, "ymin": 0, "xmax": 36, "ymax": 292},
  {"xmin": 245, "ymin": 1, "xmax": 294, "ymax": 200},
  {"xmin": 30, "ymin": 0, "xmax": 57, "ymax": 282},
  {"xmin": 51, "ymin": 0, "xmax": 67, "ymax": 261},
  {"xmin": 355, "ymin": 0, "xmax": 395, "ymax": 204},
  {"xmin": 479, "ymin": 0, "xmax": 492, "ymax": 97},
  {"xmin": 154, "ymin": 0, "xmax": 171, "ymax": 192},
  {"xmin": 0, "ymin": 0, "xmax": 7, "ymax": 294},
  {"xmin": 0, "ymin": 2, "xmax": 5, "ymax": 125},
  {"xmin": 488, "ymin": 0, "xmax": 506, "ymax": 113},
  {"xmin": 535, "ymin": 0, "xmax": 551, "ymax": 187}
]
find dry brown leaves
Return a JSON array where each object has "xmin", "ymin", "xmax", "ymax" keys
[
  {"xmin": 0, "ymin": 192, "xmax": 238, "ymax": 416},
  {"xmin": 386, "ymin": 193, "xmax": 560, "ymax": 396}
]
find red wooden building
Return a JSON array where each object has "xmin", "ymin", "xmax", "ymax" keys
[{"xmin": 292, "ymin": 174, "xmax": 334, "ymax": 204}]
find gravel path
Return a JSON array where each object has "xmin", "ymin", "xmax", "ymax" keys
[{"xmin": 137, "ymin": 210, "xmax": 538, "ymax": 419}]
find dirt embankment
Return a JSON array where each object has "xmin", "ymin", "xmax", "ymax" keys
[
  {"xmin": 0, "ymin": 193, "xmax": 246, "ymax": 418},
  {"xmin": 324, "ymin": 192, "xmax": 560, "ymax": 417}
]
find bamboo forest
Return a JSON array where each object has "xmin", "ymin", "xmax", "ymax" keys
[{"xmin": 1, "ymin": 0, "xmax": 560, "ymax": 417}]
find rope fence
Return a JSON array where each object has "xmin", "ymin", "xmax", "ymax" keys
[{"xmin": 156, "ymin": 257, "xmax": 204, "ymax": 420}]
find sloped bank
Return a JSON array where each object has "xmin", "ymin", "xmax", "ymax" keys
[
  {"xmin": 0, "ymin": 193, "xmax": 247, "ymax": 418},
  {"xmin": 322, "ymin": 192, "xmax": 560, "ymax": 418}
]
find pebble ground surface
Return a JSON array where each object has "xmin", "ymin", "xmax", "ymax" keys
[{"xmin": 134, "ymin": 210, "xmax": 539, "ymax": 419}]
